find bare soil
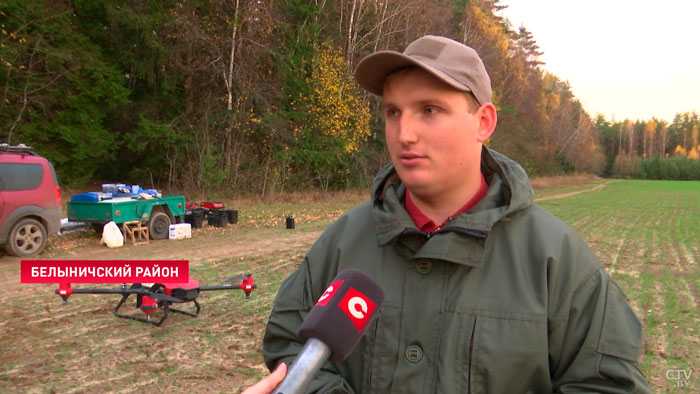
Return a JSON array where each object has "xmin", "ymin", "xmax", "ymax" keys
[
  {"xmin": 534, "ymin": 183, "xmax": 607, "ymax": 201},
  {"xmin": 0, "ymin": 210, "xmax": 336, "ymax": 393}
]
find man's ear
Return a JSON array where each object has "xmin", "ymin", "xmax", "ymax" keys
[{"xmin": 476, "ymin": 103, "xmax": 497, "ymax": 143}]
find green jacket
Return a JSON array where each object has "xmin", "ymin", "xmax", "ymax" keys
[{"xmin": 263, "ymin": 148, "xmax": 651, "ymax": 393}]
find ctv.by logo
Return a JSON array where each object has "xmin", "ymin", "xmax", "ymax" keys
[{"xmin": 666, "ymin": 368, "xmax": 693, "ymax": 389}]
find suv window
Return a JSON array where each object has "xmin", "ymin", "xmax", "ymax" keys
[{"xmin": 0, "ymin": 163, "xmax": 44, "ymax": 191}]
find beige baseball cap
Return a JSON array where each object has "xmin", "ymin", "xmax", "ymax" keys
[{"xmin": 354, "ymin": 35, "xmax": 492, "ymax": 105}]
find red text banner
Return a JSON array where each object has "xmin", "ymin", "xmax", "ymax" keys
[{"xmin": 20, "ymin": 260, "xmax": 189, "ymax": 283}]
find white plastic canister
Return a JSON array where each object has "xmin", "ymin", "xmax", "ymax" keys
[{"xmin": 101, "ymin": 221, "xmax": 124, "ymax": 248}]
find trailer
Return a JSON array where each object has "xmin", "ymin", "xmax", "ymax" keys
[{"xmin": 67, "ymin": 195, "xmax": 186, "ymax": 240}]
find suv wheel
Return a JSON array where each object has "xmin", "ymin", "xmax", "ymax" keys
[
  {"xmin": 148, "ymin": 211, "xmax": 171, "ymax": 240},
  {"xmin": 6, "ymin": 218, "xmax": 47, "ymax": 256}
]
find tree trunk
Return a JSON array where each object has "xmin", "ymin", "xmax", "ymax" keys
[
  {"xmin": 7, "ymin": 39, "xmax": 40, "ymax": 144},
  {"xmin": 223, "ymin": 0, "xmax": 240, "ymax": 177},
  {"xmin": 346, "ymin": 0, "xmax": 358, "ymax": 58}
]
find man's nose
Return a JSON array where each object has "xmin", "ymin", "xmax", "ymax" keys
[{"xmin": 397, "ymin": 114, "xmax": 418, "ymax": 144}]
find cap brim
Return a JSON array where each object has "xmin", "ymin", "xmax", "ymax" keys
[{"xmin": 354, "ymin": 51, "xmax": 471, "ymax": 96}]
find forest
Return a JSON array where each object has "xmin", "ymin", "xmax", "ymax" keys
[{"xmin": 2, "ymin": 0, "xmax": 699, "ymax": 194}]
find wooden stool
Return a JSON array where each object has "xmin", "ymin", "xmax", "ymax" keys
[{"xmin": 122, "ymin": 221, "xmax": 150, "ymax": 245}]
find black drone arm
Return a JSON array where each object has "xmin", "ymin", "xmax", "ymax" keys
[
  {"xmin": 198, "ymin": 283, "xmax": 257, "ymax": 291},
  {"xmin": 56, "ymin": 284, "xmax": 182, "ymax": 302}
]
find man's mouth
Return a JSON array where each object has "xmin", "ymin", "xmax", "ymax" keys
[{"xmin": 399, "ymin": 152, "xmax": 426, "ymax": 165}]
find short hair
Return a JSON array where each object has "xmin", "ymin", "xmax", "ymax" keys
[{"xmin": 383, "ymin": 66, "xmax": 480, "ymax": 114}]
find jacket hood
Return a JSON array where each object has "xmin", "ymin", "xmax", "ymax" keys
[{"xmin": 371, "ymin": 147, "xmax": 534, "ymax": 247}]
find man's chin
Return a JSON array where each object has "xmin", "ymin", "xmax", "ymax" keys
[{"xmin": 400, "ymin": 178, "xmax": 433, "ymax": 195}]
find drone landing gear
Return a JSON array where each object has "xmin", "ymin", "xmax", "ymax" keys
[
  {"xmin": 112, "ymin": 293, "xmax": 200, "ymax": 326},
  {"xmin": 113, "ymin": 292, "xmax": 166, "ymax": 326},
  {"xmin": 168, "ymin": 299, "xmax": 201, "ymax": 318}
]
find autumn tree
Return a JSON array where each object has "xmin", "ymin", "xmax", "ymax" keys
[
  {"xmin": 658, "ymin": 121, "xmax": 668, "ymax": 157},
  {"xmin": 8, "ymin": 0, "xmax": 668, "ymax": 189},
  {"xmin": 643, "ymin": 118, "xmax": 657, "ymax": 158},
  {"xmin": 288, "ymin": 43, "xmax": 371, "ymax": 190}
]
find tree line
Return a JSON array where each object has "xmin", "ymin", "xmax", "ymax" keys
[
  {"xmin": 2, "ymin": 0, "xmax": 698, "ymax": 195},
  {"xmin": 596, "ymin": 112, "xmax": 700, "ymax": 180}
]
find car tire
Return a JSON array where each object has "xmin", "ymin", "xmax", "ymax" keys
[
  {"xmin": 148, "ymin": 211, "xmax": 171, "ymax": 240},
  {"xmin": 5, "ymin": 218, "xmax": 47, "ymax": 256}
]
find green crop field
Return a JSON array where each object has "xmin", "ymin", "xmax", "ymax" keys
[{"xmin": 537, "ymin": 180, "xmax": 699, "ymax": 392}]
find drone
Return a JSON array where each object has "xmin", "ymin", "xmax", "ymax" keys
[{"xmin": 55, "ymin": 274, "xmax": 256, "ymax": 326}]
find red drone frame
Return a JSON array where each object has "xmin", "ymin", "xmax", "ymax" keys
[{"xmin": 55, "ymin": 274, "xmax": 256, "ymax": 326}]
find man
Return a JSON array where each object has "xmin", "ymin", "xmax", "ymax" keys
[{"xmin": 248, "ymin": 35, "xmax": 651, "ymax": 393}]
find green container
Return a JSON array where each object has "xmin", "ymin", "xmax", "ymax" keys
[{"xmin": 67, "ymin": 195, "xmax": 186, "ymax": 225}]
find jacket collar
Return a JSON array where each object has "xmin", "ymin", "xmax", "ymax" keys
[{"xmin": 371, "ymin": 147, "xmax": 534, "ymax": 267}]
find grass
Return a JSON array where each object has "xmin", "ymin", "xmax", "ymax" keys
[{"xmin": 538, "ymin": 179, "xmax": 700, "ymax": 392}]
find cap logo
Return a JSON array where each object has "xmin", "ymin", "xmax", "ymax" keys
[{"xmin": 406, "ymin": 40, "xmax": 446, "ymax": 60}]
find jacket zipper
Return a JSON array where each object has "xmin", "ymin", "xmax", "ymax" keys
[{"xmin": 402, "ymin": 227, "xmax": 488, "ymax": 240}]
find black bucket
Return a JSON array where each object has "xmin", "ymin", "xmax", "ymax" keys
[
  {"xmin": 226, "ymin": 209, "xmax": 238, "ymax": 224},
  {"xmin": 285, "ymin": 215, "xmax": 295, "ymax": 229},
  {"xmin": 208, "ymin": 211, "xmax": 228, "ymax": 227},
  {"xmin": 185, "ymin": 208, "xmax": 205, "ymax": 228},
  {"xmin": 185, "ymin": 214, "xmax": 203, "ymax": 229}
]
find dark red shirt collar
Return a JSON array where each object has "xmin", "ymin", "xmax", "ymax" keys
[{"xmin": 405, "ymin": 174, "xmax": 488, "ymax": 233}]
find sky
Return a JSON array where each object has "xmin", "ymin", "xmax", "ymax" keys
[{"xmin": 497, "ymin": 0, "xmax": 700, "ymax": 123}]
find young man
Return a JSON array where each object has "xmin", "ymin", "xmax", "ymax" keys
[{"xmin": 250, "ymin": 35, "xmax": 651, "ymax": 393}]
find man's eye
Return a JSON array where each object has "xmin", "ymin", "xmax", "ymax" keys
[
  {"xmin": 386, "ymin": 108, "xmax": 399, "ymax": 117},
  {"xmin": 425, "ymin": 107, "xmax": 438, "ymax": 115}
]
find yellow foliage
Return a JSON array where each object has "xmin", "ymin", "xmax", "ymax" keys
[
  {"xmin": 296, "ymin": 43, "xmax": 371, "ymax": 153},
  {"xmin": 688, "ymin": 148, "xmax": 699, "ymax": 160},
  {"xmin": 470, "ymin": 4, "xmax": 509, "ymax": 58},
  {"xmin": 674, "ymin": 145, "xmax": 687, "ymax": 157},
  {"xmin": 645, "ymin": 119, "xmax": 656, "ymax": 137}
]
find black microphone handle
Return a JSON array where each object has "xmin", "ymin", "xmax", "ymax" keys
[{"xmin": 273, "ymin": 337, "xmax": 332, "ymax": 394}]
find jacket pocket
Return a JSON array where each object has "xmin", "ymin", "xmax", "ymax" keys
[
  {"xmin": 467, "ymin": 318, "xmax": 477, "ymax": 394},
  {"xmin": 363, "ymin": 304, "xmax": 403, "ymax": 394},
  {"xmin": 596, "ymin": 280, "xmax": 642, "ymax": 361},
  {"xmin": 434, "ymin": 313, "xmax": 478, "ymax": 394},
  {"xmin": 468, "ymin": 313, "xmax": 551, "ymax": 394}
]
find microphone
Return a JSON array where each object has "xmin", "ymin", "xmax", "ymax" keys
[{"xmin": 273, "ymin": 268, "xmax": 385, "ymax": 394}]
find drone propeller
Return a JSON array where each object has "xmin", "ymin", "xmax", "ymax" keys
[
  {"xmin": 223, "ymin": 273, "xmax": 251, "ymax": 284},
  {"xmin": 222, "ymin": 267, "xmax": 271, "ymax": 283}
]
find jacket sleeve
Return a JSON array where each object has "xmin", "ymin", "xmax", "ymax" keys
[
  {"xmin": 262, "ymin": 257, "xmax": 356, "ymax": 394},
  {"xmin": 548, "ymin": 257, "xmax": 652, "ymax": 394}
]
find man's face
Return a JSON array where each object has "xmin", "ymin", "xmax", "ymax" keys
[{"xmin": 382, "ymin": 68, "xmax": 486, "ymax": 199}]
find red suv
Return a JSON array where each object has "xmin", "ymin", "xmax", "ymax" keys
[{"xmin": 0, "ymin": 144, "xmax": 62, "ymax": 256}]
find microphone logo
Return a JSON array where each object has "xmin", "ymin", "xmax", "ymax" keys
[
  {"xmin": 316, "ymin": 279, "xmax": 343, "ymax": 307},
  {"xmin": 347, "ymin": 297, "xmax": 368, "ymax": 319},
  {"xmin": 339, "ymin": 287, "xmax": 376, "ymax": 332}
]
